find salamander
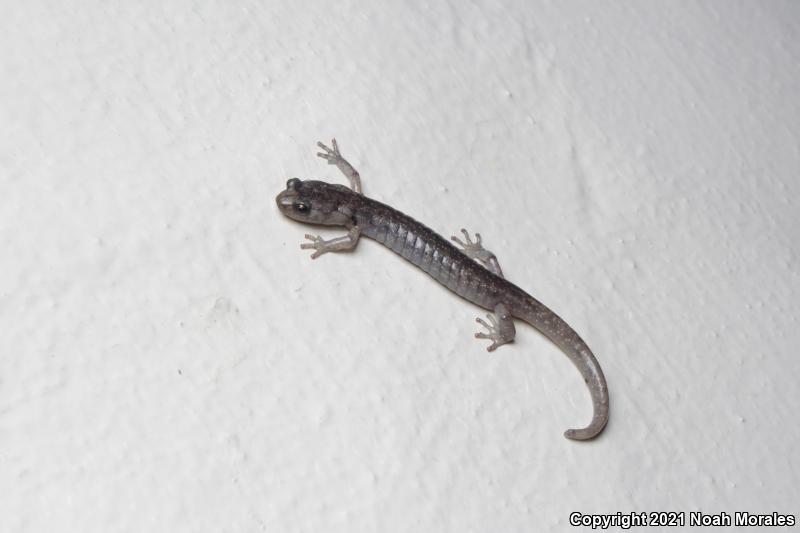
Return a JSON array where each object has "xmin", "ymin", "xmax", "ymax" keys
[{"xmin": 275, "ymin": 139, "xmax": 609, "ymax": 440}]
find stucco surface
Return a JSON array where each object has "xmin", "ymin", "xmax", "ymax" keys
[{"xmin": 1, "ymin": 1, "xmax": 799, "ymax": 531}]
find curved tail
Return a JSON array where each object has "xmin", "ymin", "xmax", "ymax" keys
[{"xmin": 517, "ymin": 299, "xmax": 609, "ymax": 440}]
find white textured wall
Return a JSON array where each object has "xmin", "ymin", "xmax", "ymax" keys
[{"xmin": 2, "ymin": 1, "xmax": 799, "ymax": 531}]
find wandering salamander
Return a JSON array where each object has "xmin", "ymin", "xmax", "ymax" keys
[{"xmin": 276, "ymin": 139, "xmax": 609, "ymax": 440}]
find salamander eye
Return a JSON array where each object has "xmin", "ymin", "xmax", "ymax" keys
[
  {"xmin": 295, "ymin": 202, "xmax": 310, "ymax": 213},
  {"xmin": 286, "ymin": 178, "xmax": 301, "ymax": 190}
]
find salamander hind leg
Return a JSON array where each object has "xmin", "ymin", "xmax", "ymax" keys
[
  {"xmin": 474, "ymin": 303, "xmax": 516, "ymax": 352},
  {"xmin": 451, "ymin": 229, "xmax": 504, "ymax": 278}
]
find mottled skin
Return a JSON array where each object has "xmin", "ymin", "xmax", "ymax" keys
[{"xmin": 276, "ymin": 139, "xmax": 609, "ymax": 440}]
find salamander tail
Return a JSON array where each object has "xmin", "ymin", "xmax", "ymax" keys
[{"xmin": 518, "ymin": 298, "xmax": 609, "ymax": 441}]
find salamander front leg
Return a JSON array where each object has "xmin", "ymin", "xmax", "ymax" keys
[
  {"xmin": 475, "ymin": 303, "xmax": 516, "ymax": 352},
  {"xmin": 451, "ymin": 229, "xmax": 504, "ymax": 278},
  {"xmin": 301, "ymin": 226, "xmax": 361, "ymax": 259},
  {"xmin": 316, "ymin": 139, "xmax": 363, "ymax": 194}
]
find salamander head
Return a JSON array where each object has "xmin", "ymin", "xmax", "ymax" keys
[{"xmin": 276, "ymin": 178, "xmax": 352, "ymax": 226}]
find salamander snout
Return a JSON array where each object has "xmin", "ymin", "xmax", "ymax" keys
[
  {"xmin": 276, "ymin": 178, "xmax": 320, "ymax": 223},
  {"xmin": 276, "ymin": 178, "xmax": 352, "ymax": 227},
  {"xmin": 275, "ymin": 187, "xmax": 298, "ymax": 212}
]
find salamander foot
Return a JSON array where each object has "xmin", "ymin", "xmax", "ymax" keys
[{"xmin": 474, "ymin": 303, "xmax": 516, "ymax": 351}]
